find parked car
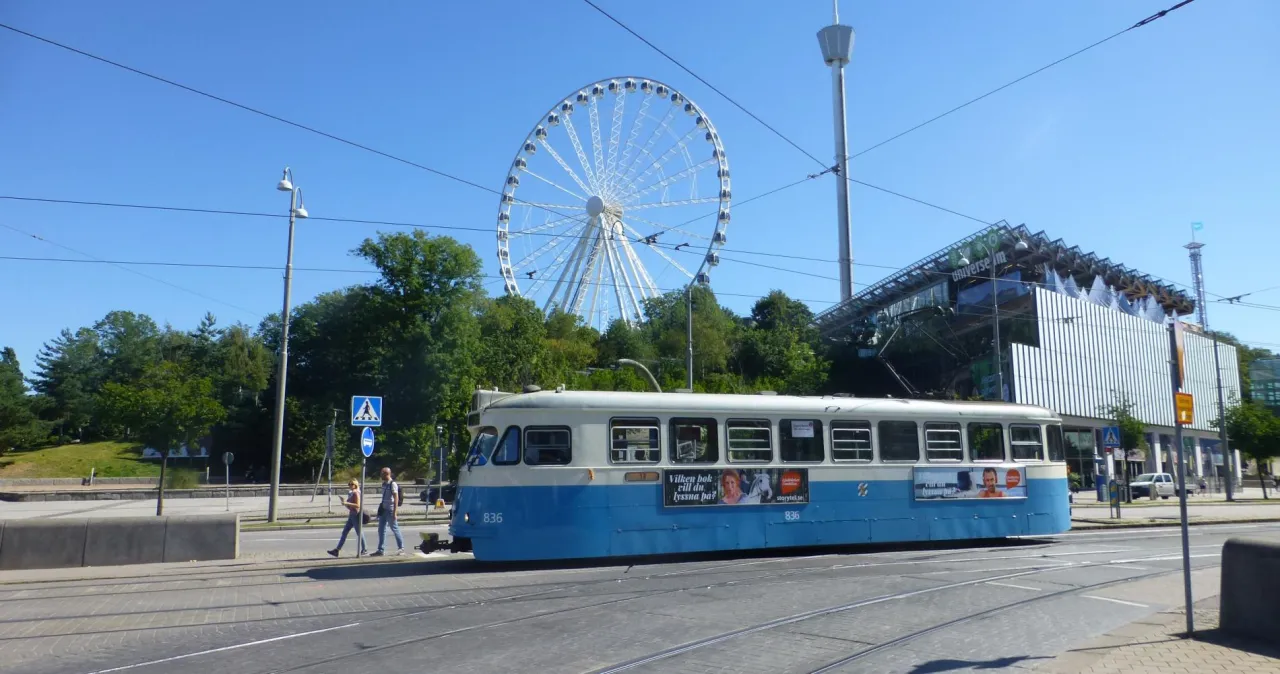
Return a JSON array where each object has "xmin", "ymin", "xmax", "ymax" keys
[
  {"xmin": 1130, "ymin": 473, "xmax": 1177, "ymax": 499},
  {"xmin": 419, "ymin": 483, "xmax": 457, "ymax": 504}
]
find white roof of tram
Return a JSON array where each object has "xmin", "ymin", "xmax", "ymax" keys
[{"xmin": 480, "ymin": 389, "xmax": 1060, "ymax": 422}]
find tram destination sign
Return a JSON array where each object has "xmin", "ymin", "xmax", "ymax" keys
[
  {"xmin": 663, "ymin": 468, "xmax": 809, "ymax": 507},
  {"xmin": 913, "ymin": 465, "xmax": 1027, "ymax": 501}
]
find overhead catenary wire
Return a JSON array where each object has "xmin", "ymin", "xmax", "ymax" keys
[
  {"xmin": 0, "ymin": 194, "xmax": 1251, "ymax": 306},
  {"xmin": 8, "ymin": 249, "xmax": 1277, "ymax": 355},
  {"xmin": 0, "ymin": 222, "xmax": 261, "ymax": 317},
  {"xmin": 578, "ymin": 0, "xmax": 829, "ymax": 169},
  {"xmin": 849, "ymin": 0, "xmax": 1200, "ymax": 160}
]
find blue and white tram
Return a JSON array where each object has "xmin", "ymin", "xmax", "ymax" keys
[{"xmin": 446, "ymin": 389, "xmax": 1070, "ymax": 562}]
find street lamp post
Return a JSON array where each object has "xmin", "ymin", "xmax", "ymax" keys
[{"xmin": 267, "ymin": 167, "xmax": 308, "ymax": 523}]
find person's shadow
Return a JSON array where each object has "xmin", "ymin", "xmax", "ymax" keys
[{"xmin": 907, "ymin": 655, "xmax": 1050, "ymax": 673}]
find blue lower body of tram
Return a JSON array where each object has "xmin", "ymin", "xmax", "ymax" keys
[{"xmin": 447, "ymin": 474, "xmax": 1070, "ymax": 562}]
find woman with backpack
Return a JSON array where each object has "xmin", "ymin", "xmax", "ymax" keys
[{"xmin": 328, "ymin": 479, "xmax": 368, "ymax": 557}]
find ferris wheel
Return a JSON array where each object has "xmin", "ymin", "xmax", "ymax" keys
[{"xmin": 497, "ymin": 77, "xmax": 731, "ymax": 329}]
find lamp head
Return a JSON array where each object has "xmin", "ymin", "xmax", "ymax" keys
[{"xmin": 292, "ymin": 189, "xmax": 308, "ymax": 219}]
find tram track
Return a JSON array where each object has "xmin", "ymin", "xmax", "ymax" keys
[
  {"xmin": 589, "ymin": 547, "xmax": 1216, "ymax": 674},
  {"xmin": 803, "ymin": 565, "xmax": 1193, "ymax": 673},
  {"xmin": 229, "ymin": 545, "xmax": 1126, "ymax": 674},
  {"xmin": 65, "ymin": 534, "xmax": 1233, "ymax": 674}
]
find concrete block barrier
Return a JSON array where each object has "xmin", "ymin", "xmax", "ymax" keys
[
  {"xmin": 162, "ymin": 515, "xmax": 239, "ymax": 562},
  {"xmin": 0, "ymin": 520, "xmax": 89, "ymax": 570},
  {"xmin": 0, "ymin": 515, "xmax": 238, "ymax": 571},
  {"xmin": 1220, "ymin": 537, "xmax": 1280, "ymax": 643},
  {"xmin": 83, "ymin": 518, "xmax": 168, "ymax": 567}
]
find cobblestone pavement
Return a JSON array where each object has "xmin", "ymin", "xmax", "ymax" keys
[
  {"xmin": 0, "ymin": 522, "xmax": 1277, "ymax": 674},
  {"xmin": 1043, "ymin": 596, "xmax": 1280, "ymax": 673}
]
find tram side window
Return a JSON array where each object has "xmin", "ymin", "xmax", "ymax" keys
[
  {"xmin": 1010, "ymin": 424, "xmax": 1044, "ymax": 462},
  {"xmin": 492, "ymin": 426, "xmax": 521, "ymax": 465},
  {"xmin": 781, "ymin": 419, "xmax": 824, "ymax": 462},
  {"xmin": 671, "ymin": 418, "xmax": 719, "ymax": 464},
  {"xmin": 925, "ymin": 422, "xmax": 963, "ymax": 462},
  {"xmin": 524, "ymin": 426, "xmax": 572, "ymax": 465},
  {"xmin": 610, "ymin": 418, "xmax": 660, "ymax": 464},
  {"xmin": 878, "ymin": 421, "xmax": 920, "ymax": 462},
  {"xmin": 1046, "ymin": 424, "xmax": 1065, "ymax": 462},
  {"xmin": 831, "ymin": 421, "xmax": 872, "ymax": 462},
  {"xmin": 968, "ymin": 423, "xmax": 1005, "ymax": 462},
  {"xmin": 727, "ymin": 420, "xmax": 772, "ymax": 463}
]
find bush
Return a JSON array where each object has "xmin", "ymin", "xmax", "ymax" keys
[{"xmin": 165, "ymin": 468, "xmax": 201, "ymax": 490}]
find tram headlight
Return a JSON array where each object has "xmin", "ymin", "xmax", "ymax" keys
[{"xmin": 463, "ymin": 512, "xmax": 471, "ymax": 524}]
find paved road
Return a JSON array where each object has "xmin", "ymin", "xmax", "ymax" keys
[
  {"xmin": 1, "ymin": 522, "xmax": 1276, "ymax": 674},
  {"xmin": 0, "ymin": 494, "xmax": 447, "ymax": 521},
  {"xmin": 240, "ymin": 524, "xmax": 449, "ymax": 556}
]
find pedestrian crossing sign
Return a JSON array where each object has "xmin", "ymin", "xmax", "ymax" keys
[
  {"xmin": 1101, "ymin": 426, "xmax": 1121, "ymax": 450},
  {"xmin": 351, "ymin": 396, "xmax": 383, "ymax": 427}
]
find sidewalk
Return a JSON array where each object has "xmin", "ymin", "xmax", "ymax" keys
[
  {"xmin": 1070, "ymin": 497, "xmax": 1280, "ymax": 530},
  {"xmin": 1042, "ymin": 596, "xmax": 1280, "ymax": 673}
]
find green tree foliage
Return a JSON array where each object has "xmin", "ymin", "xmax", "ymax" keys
[
  {"xmin": 641, "ymin": 285, "xmax": 739, "ymax": 385},
  {"xmin": 93, "ymin": 311, "xmax": 161, "ymax": 385},
  {"xmin": 735, "ymin": 291, "xmax": 828, "ymax": 394},
  {"xmin": 31, "ymin": 327, "xmax": 102, "ymax": 440},
  {"xmin": 596, "ymin": 318, "xmax": 651, "ymax": 365},
  {"xmin": 1206, "ymin": 330, "xmax": 1277, "ymax": 401},
  {"xmin": 97, "ymin": 361, "xmax": 226, "ymax": 454},
  {"xmin": 477, "ymin": 295, "xmax": 547, "ymax": 391},
  {"xmin": 0, "ymin": 347, "xmax": 48, "ymax": 453},
  {"xmin": 1100, "ymin": 394, "xmax": 1149, "ymax": 454},
  {"xmin": 1213, "ymin": 398, "xmax": 1280, "ymax": 491}
]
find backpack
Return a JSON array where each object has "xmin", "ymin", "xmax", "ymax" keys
[{"xmin": 395, "ymin": 482, "xmax": 404, "ymax": 508}]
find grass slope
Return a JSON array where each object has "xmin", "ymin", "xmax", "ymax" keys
[{"xmin": 0, "ymin": 441, "xmax": 160, "ymax": 478}]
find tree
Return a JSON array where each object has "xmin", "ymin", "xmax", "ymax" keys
[
  {"xmin": 31, "ymin": 327, "xmax": 101, "ymax": 440},
  {"xmin": 477, "ymin": 295, "xmax": 547, "ymax": 391},
  {"xmin": 97, "ymin": 361, "xmax": 226, "ymax": 454},
  {"xmin": 93, "ymin": 310, "xmax": 161, "ymax": 385},
  {"xmin": 596, "ymin": 318, "xmax": 651, "ymax": 365},
  {"xmin": 1100, "ymin": 394, "xmax": 1148, "ymax": 482},
  {"xmin": 540, "ymin": 310, "xmax": 598, "ymax": 387},
  {"xmin": 734, "ymin": 291, "xmax": 828, "ymax": 395},
  {"xmin": 350, "ymin": 231, "xmax": 484, "ymax": 471},
  {"xmin": 0, "ymin": 347, "xmax": 47, "ymax": 453},
  {"xmin": 641, "ymin": 286, "xmax": 739, "ymax": 385},
  {"xmin": 1213, "ymin": 398, "xmax": 1280, "ymax": 499},
  {"xmin": 1206, "ymin": 330, "xmax": 1276, "ymax": 402}
]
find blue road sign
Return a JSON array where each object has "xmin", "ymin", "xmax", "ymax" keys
[
  {"xmin": 360, "ymin": 427, "xmax": 375, "ymax": 458},
  {"xmin": 1101, "ymin": 426, "xmax": 1121, "ymax": 451},
  {"xmin": 351, "ymin": 396, "xmax": 382, "ymax": 427}
]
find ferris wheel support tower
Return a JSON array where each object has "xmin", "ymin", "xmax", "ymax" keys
[{"xmin": 818, "ymin": 1, "xmax": 856, "ymax": 301}]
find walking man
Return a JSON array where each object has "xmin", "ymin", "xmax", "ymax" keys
[{"xmin": 371, "ymin": 466, "xmax": 404, "ymax": 556}]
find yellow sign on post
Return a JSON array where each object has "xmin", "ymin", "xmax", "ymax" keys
[{"xmin": 1175, "ymin": 392, "xmax": 1194, "ymax": 424}]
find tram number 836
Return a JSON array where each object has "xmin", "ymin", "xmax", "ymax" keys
[
  {"xmin": 482, "ymin": 512, "xmax": 503, "ymax": 524},
  {"xmin": 784, "ymin": 511, "xmax": 800, "ymax": 521}
]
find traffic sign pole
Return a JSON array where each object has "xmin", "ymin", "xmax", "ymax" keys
[
  {"xmin": 1169, "ymin": 320, "xmax": 1194, "ymax": 635},
  {"xmin": 358, "ymin": 457, "xmax": 366, "ymax": 558}
]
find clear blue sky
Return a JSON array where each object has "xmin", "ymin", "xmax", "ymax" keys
[{"xmin": 2, "ymin": 0, "xmax": 1277, "ymax": 377}]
